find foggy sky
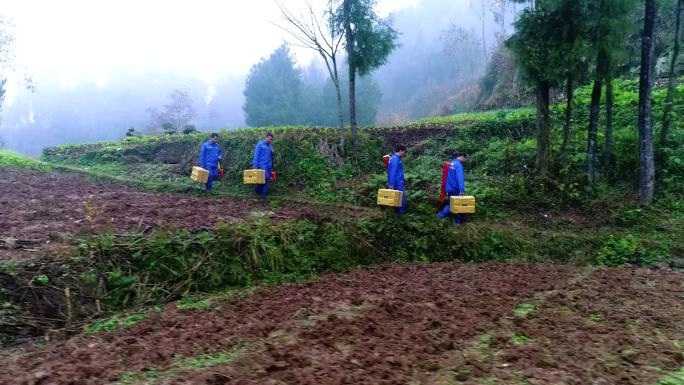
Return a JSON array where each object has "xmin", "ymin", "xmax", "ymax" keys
[
  {"xmin": 2, "ymin": 0, "xmax": 419, "ymax": 92},
  {"xmin": 1, "ymin": 0, "xmax": 512, "ymax": 155}
]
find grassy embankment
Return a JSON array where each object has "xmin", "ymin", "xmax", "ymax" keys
[{"xmin": 1, "ymin": 79, "xmax": 682, "ymax": 345}]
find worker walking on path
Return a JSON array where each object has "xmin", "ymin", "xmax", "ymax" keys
[
  {"xmin": 387, "ymin": 144, "xmax": 407, "ymax": 215},
  {"xmin": 438, "ymin": 150, "xmax": 467, "ymax": 224},
  {"xmin": 199, "ymin": 133, "xmax": 222, "ymax": 191},
  {"xmin": 252, "ymin": 132, "xmax": 274, "ymax": 197}
]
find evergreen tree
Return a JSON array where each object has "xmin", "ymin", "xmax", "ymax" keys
[
  {"xmin": 507, "ymin": 0, "xmax": 563, "ymax": 177},
  {"xmin": 661, "ymin": 0, "xmax": 683, "ymax": 148},
  {"xmin": 554, "ymin": 0, "xmax": 592, "ymax": 159},
  {"xmin": 330, "ymin": 0, "xmax": 398, "ymax": 148},
  {"xmin": 243, "ymin": 44, "xmax": 304, "ymax": 127},
  {"xmin": 585, "ymin": 0, "xmax": 637, "ymax": 183}
]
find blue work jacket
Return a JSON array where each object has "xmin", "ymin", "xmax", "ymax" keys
[
  {"xmin": 445, "ymin": 159, "xmax": 465, "ymax": 193},
  {"xmin": 252, "ymin": 140, "xmax": 273, "ymax": 170},
  {"xmin": 199, "ymin": 140, "xmax": 222, "ymax": 170},
  {"xmin": 387, "ymin": 153, "xmax": 405, "ymax": 190}
]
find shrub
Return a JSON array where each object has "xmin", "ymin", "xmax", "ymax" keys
[{"xmin": 595, "ymin": 235, "xmax": 638, "ymax": 267}]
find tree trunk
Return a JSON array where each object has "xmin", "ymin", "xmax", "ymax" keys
[
  {"xmin": 348, "ymin": 64, "xmax": 358, "ymax": 148},
  {"xmin": 343, "ymin": 0, "xmax": 359, "ymax": 149},
  {"xmin": 332, "ymin": 60, "xmax": 345, "ymax": 154},
  {"xmin": 0, "ymin": 79, "xmax": 5, "ymax": 148},
  {"xmin": 638, "ymin": 0, "xmax": 657, "ymax": 204},
  {"xmin": 535, "ymin": 80, "xmax": 551, "ymax": 177},
  {"xmin": 587, "ymin": 49, "xmax": 608, "ymax": 184},
  {"xmin": 661, "ymin": 0, "xmax": 682, "ymax": 147},
  {"xmin": 481, "ymin": 6, "xmax": 488, "ymax": 64},
  {"xmin": 604, "ymin": 78, "xmax": 614, "ymax": 172},
  {"xmin": 560, "ymin": 75, "xmax": 573, "ymax": 158}
]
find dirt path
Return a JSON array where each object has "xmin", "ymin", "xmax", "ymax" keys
[
  {"xmin": 1, "ymin": 262, "xmax": 681, "ymax": 385},
  {"xmin": 0, "ymin": 167, "xmax": 363, "ymax": 260}
]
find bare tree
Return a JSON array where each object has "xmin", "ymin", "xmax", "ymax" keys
[
  {"xmin": 275, "ymin": 1, "xmax": 346, "ymax": 151},
  {"xmin": 0, "ymin": 18, "xmax": 35, "ymax": 149},
  {"xmin": 0, "ymin": 18, "xmax": 16, "ymax": 149},
  {"xmin": 470, "ymin": 0, "xmax": 489, "ymax": 63},
  {"xmin": 490, "ymin": 0, "xmax": 509, "ymax": 42},
  {"xmin": 147, "ymin": 88, "xmax": 197, "ymax": 134},
  {"xmin": 442, "ymin": 25, "xmax": 483, "ymax": 79}
]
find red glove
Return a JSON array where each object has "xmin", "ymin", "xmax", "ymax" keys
[
  {"xmin": 439, "ymin": 161, "xmax": 449, "ymax": 204},
  {"xmin": 270, "ymin": 169, "xmax": 277, "ymax": 182},
  {"xmin": 217, "ymin": 161, "xmax": 224, "ymax": 178}
]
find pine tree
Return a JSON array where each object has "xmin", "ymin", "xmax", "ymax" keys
[{"xmin": 330, "ymin": 0, "xmax": 398, "ymax": 148}]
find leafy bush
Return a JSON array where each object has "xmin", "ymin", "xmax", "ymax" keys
[
  {"xmin": 0, "ymin": 150, "xmax": 52, "ymax": 172},
  {"xmin": 595, "ymin": 235, "xmax": 638, "ymax": 267}
]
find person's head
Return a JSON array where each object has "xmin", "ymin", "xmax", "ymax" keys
[
  {"xmin": 264, "ymin": 132, "xmax": 274, "ymax": 144},
  {"xmin": 394, "ymin": 144, "xmax": 407, "ymax": 158},
  {"xmin": 456, "ymin": 151, "xmax": 467, "ymax": 163},
  {"xmin": 210, "ymin": 133, "xmax": 219, "ymax": 144},
  {"xmin": 446, "ymin": 149, "xmax": 466, "ymax": 162}
]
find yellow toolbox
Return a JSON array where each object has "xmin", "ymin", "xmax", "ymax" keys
[
  {"xmin": 191, "ymin": 166, "xmax": 209, "ymax": 184},
  {"xmin": 450, "ymin": 195, "xmax": 476, "ymax": 214},
  {"xmin": 243, "ymin": 169, "xmax": 266, "ymax": 184},
  {"xmin": 377, "ymin": 189, "xmax": 403, "ymax": 207}
]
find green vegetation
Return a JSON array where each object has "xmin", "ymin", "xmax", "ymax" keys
[
  {"xmin": 0, "ymin": 150, "xmax": 52, "ymax": 172},
  {"xmin": 32, "ymin": 274, "xmax": 49, "ymax": 285},
  {"xmin": 1, "ymin": 77, "xmax": 681, "ymax": 343},
  {"xmin": 84, "ymin": 312, "xmax": 149, "ymax": 334},
  {"xmin": 75, "ymin": 217, "xmax": 529, "ymax": 310},
  {"xmin": 511, "ymin": 335, "xmax": 534, "ymax": 345},
  {"xmin": 514, "ymin": 303, "xmax": 536, "ymax": 317},
  {"xmin": 176, "ymin": 297, "xmax": 212, "ymax": 311},
  {"xmin": 657, "ymin": 367, "xmax": 684, "ymax": 385},
  {"xmin": 174, "ymin": 345, "xmax": 243, "ymax": 369},
  {"xmin": 112, "ymin": 344, "xmax": 244, "ymax": 384}
]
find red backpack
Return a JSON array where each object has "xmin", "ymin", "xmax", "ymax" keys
[{"xmin": 439, "ymin": 161, "xmax": 450, "ymax": 204}]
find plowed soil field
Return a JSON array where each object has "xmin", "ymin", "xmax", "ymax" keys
[
  {"xmin": 1, "ymin": 262, "xmax": 682, "ymax": 385},
  {"xmin": 0, "ymin": 168, "xmax": 354, "ymax": 260}
]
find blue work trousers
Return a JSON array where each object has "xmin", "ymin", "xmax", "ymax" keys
[
  {"xmin": 438, "ymin": 191, "xmax": 464, "ymax": 224},
  {"xmin": 255, "ymin": 168, "xmax": 271, "ymax": 196},
  {"xmin": 205, "ymin": 166, "xmax": 218, "ymax": 191},
  {"xmin": 395, "ymin": 188, "xmax": 406, "ymax": 215}
]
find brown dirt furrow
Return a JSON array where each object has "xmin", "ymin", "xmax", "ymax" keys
[
  {"xmin": 1, "ymin": 262, "xmax": 681, "ymax": 384},
  {"xmin": 0, "ymin": 167, "xmax": 340, "ymax": 260},
  {"xmin": 0, "ymin": 262, "xmax": 577, "ymax": 384},
  {"xmin": 483, "ymin": 267, "xmax": 684, "ymax": 385}
]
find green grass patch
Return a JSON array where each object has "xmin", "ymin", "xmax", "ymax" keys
[
  {"xmin": 114, "ymin": 370, "xmax": 159, "ymax": 385},
  {"xmin": 514, "ymin": 303, "xmax": 536, "ymax": 317},
  {"xmin": 84, "ymin": 311, "xmax": 149, "ymax": 334},
  {"xmin": 175, "ymin": 345, "xmax": 243, "ymax": 369},
  {"xmin": 0, "ymin": 150, "xmax": 52, "ymax": 172},
  {"xmin": 176, "ymin": 297, "xmax": 213, "ymax": 310},
  {"xmin": 415, "ymin": 108, "xmax": 534, "ymax": 125},
  {"xmin": 476, "ymin": 333, "xmax": 492, "ymax": 349},
  {"xmin": 112, "ymin": 344, "xmax": 244, "ymax": 385},
  {"xmin": 511, "ymin": 335, "xmax": 534, "ymax": 345},
  {"xmin": 657, "ymin": 367, "xmax": 684, "ymax": 385}
]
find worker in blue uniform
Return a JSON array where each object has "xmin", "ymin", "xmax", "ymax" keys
[
  {"xmin": 252, "ymin": 132, "xmax": 274, "ymax": 196},
  {"xmin": 387, "ymin": 144, "xmax": 407, "ymax": 215},
  {"xmin": 199, "ymin": 133, "xmax": 222, "ymax": 191},
  {"xmin": 438, "ymin": 151, "xmax": 467, "ymax": 224}
]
